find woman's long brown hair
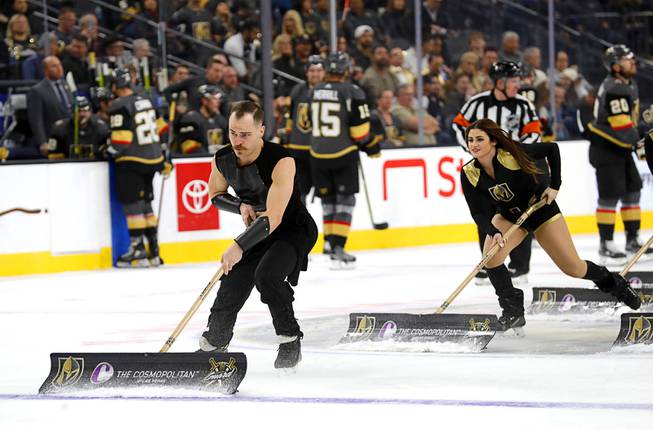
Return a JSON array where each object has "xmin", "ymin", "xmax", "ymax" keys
[{"xmin": 465, "ymin": 119, "xmax": 541, "ymax": 180}]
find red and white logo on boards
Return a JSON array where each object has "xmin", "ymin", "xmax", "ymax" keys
[{"xmin": 175, "ymin": 162, "xmax": 219, "ymax": 231}]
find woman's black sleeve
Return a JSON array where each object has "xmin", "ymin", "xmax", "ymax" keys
[{"xmin": 523, "ymin": 142, "xmax": 561, "ymax": 190}]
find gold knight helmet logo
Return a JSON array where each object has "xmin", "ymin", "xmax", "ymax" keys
[
  {"xmin": 207, "ymin": 128, "xmax": 224, "ymax": 147},
  {"xmin": 626, "ymin": 315, "xmax": 653, "ymax": 344},
  {"xmin": 353, "ymin": 316, "xmax": 376, "ymax": 339},
  {"xmin": 489, "ymin": 183, "xmax": 515, "ymax": 202},
  {"xmin": 52, "ymin": 356, "xmax": 84, "ymax": 389},
  {"xmin": 537, "ymin": 290, "xmax": 557, "ymax": 311},
  {"xmin": 296, "ymin": 103, "xmax": 311, "ymax": 133}
]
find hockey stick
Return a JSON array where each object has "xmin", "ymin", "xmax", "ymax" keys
[
  {"xmin": 160, "ymin": 266, "xmax": 224, "ymax": 352},
  {"xmin": 358, "ymin": 159, "xmax": 388, "ymax": 230},
  {"xmin": 435, "ymin": 197, "xmax": 547, "ymax": 313},
  {"xmin": 156, "ymin": 95, "xmax": 177, "ymax": 228},
  {"xmin": 620, "ymin": 234, "xmax": 653, "ymax": 277},
  {"xmin": 0, "ymin": 207, "xmax": 47, "ymax": 217}
]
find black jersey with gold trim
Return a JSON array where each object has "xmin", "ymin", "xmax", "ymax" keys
[
  {"xmin": 588, "ymin": 75, "xmax": 639, "ymax": 150},
  {"xmin": 285, "ymin": 82, "xmax": 313, "ymax": 155},
  {"xmin": 460, "ymin": 144, "xmax": 561, "ymax": 236},
  {"xmin": 177, "ymin": 109, "xmax": 228, "ymax": 154}
]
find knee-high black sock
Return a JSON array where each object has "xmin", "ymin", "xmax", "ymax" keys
[
  {"xmin": 582, "ymin": 260, "xmax": 610, "ymax": 282},
  {"xmin": 486, "ymin": 265, "xmax": 524, "ymax": 316}
]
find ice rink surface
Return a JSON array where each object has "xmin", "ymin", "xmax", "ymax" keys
[{"xmin": 1, "ymin": 234, "xmax": 652, "ymax": 429}]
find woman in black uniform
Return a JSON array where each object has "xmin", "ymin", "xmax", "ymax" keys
[
  {"xmin": 461, "ymin": 119, "xmax": 641, "ymax": 331},
  {"xmin": 199, "ymin": 101, "xmax": 318, "ymax": 369}
]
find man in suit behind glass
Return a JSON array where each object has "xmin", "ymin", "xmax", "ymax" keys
[{"xmin": 27, "ymin": 56, "xmax": 72, "ymax": 157}]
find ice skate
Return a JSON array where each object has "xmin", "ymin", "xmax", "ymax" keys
[
  {"xmin": 147, "ymin": 235, "xmax": 164, "ymax": 267},
  {"xmin": 196, "ymin": 335, "xmax": 229, "ymax": 353},
  {"xmin": 330, "ymin": 246, "xmax": 356, "ymax": 270},
  {"xmin": 498, "ymin": 314, "xmax": 526, "ymax": 336},
  {"xmin": 275, "ymin": 336, "xmax": 302, "ymax": 372},
  {"xmin": 596, "ymin": 273, "xmax": 642, "ymax": 310},
  {"xmin": 599, "ymin": 240, "xmax": 627, "ymax": 266},
  {"xmin": 625, "ymin": 236, "xmax": 653, "ymax": 261},
  {"xmin": 116, "ymin": 237, "xmax": 150, "ymax": 268}
]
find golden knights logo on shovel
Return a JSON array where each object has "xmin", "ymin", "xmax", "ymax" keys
[
  {"xmin": 537, "ymin": 290, "xmax": 557, "ymax": 312},
  {"xmin": 52, "ymin": 356, "xmax": 84, "ymax": 389},
  {"xmin": 353, "ymin": 316, "xmax": 376, "ymax": 340},
  {"xmin": 626, "ymin": 315, "xmax": 653, "ymax": 344},
  {"xmin": 204, "ymin": 357, "xmax": 238, "ymax": 387}
]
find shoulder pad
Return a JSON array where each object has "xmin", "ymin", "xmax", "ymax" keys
[
  {"xmin": 462, "ymin": 160, "xmax": 480, "ymax": 187},
  {"xmin": 497, "ymin": 148, "xmax": 520, "ymax": 170}
]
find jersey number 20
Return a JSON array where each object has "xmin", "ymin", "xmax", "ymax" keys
[
  {"xmin": 311, "ymin": 102, "xmax": 341, "ymax": 137},
  {"xmin": 135, "ymin": 110, "xmax": 160, "ymax": 145}
]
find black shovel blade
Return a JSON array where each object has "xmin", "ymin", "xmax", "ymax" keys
[
  {"xmin": 529, "ymin": 287, "xmax": 653, "ymax": 314},
  {"xmin": 612, "ymin": 313, "xmax": 653, "ymax": 348},
  {"xmin": 373, "ymin": 222, "xmax": 389, "ymax": 230},
  {"xmin": 39, "ymin": 352, "xmax": 247, "ymax": 395},
  {"xmin": 340, "ymin": 313, "xmax": 500, "ymax": 351}
]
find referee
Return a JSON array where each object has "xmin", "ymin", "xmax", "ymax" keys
[{"xmin": 452, "ymin": 61, "xmax": 542, "ymax": 285}]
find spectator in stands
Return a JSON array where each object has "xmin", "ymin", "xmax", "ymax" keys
[
  {"xmin": 211, "ymin": 1, "xmax": 235, "ymax": 46},
  {"xmin": 425, "ymin": 54, "xmax": 451, "ymax": 83},
  {"xmin": 477, "ymin": 46, "xmax": 498, "ymax": 91},
  {"xmin": 361, "ymin": 45, "xmax": 399, "ymax": 102},
  {"xmin": 79, "ymin": 14, "xmax": 101, "ymax": 54},
  {"xmin": 420, "ymin": 0, "xmax": 452, "ymax": 38},
  {"xmin": 552, "ymin": 50, "xmax": 569, "ymax": 82},
  {"xmin": 0, "ymin": 13, "xmax": 37, "ymax": 74},
  {"xmin": 467, "ymin": 31, "xmax": 486, "ymax": 61},
  {"xmin": 381, "ymin": 0, "xmax": 412, "ymax": 49},
  {"xmin": 55, "ymin": 7, "xmax": 77, "ymax": 45},
  {"xmin": 280, "ymin": 9, "xmax": 305, "ymax": 43},
  {"xmin": 371, "ymin": 89, "xmax": 403, "ymax": 148},
  {"xmin": 293, "ymin": 34, "xmax": 313, "ymax": 76},
  {"xmin": 170, "ymin": 64, "xmax": 190, "ymax": 84},
  {"xmin": 273, "ymin": 34, "xmax": 303, "ymax": 96},
  {"xmin": 337, "ymin": 35, "xmax": 348, "ymax": 53},
  {"xmin": 392, "ymin": 83, "xmax": 439, "ymax": 145},
  {"xmin": 7, "ymin": 0, "xmax": 42, "ymax": 36},
  {"xmin": 164, "ymin": 57, "xmax": 225, "ymax": 111},
  {"xmin": 389, "ymin": 46, "xmax": 415, "ymax": 86},
  {"xmin": 344, "ymin": 0, "xmax": 383, "ymax": 43},
  {"xmin": 349, "ymin": 25, "xmax": 375, "ymax": 70},
  {"xmin": 312, "ymin": 0, "xmax": 331, "ymax": 41},
  {"xmin": 405, "ymin": 34, "xmax": 447, "ymax": 76},
  {"xmin": 21, "ymin": 32, "xmax": 59, "ymax": 81},
  {"xmin": 27, "ymin": 56, "xmax": 73, "ymax": 157},
  {"xmin": 443, "ymin": 73, "xmax": 473, "ymax": 128},
  {"xmin": 101, "ymin": 35, "xmax": 132, "ymax": 69},
  {"xmin": 123, "ymin": 0, "xmax": 160, "ymax": 48},
  {"xmin": 132, "ymin": 38, "xmax": 157, "ymax": 90},
  {"xmin": 522, "ymin": 46, "xmax": 547, "ymax": 87},
  {"xmin": 223, "ymin": 18, "xmax": 260, "ymax": 80},
  {"xmin": 499, "ymin": 31, "xmax": 522, "ymax": 63},
  {"xmin": 422, "ymin": 73, "xmax": 453, "ymax": 145},
  {"xmin": 61, "ymin": 34, "xmax": 92, "ymax": 90},
  {"xmin": 551, "ymin": 82, "xmax": 575, "ymax": 140},
  {"xmin": 456, "ymin": 51, "xmax": 482, "ymax": 93},
  {"xmin": 219, "ymin": 66, "xmax": 246, "ymax": 114},
  {"xmin": 170, "ymin": 0, "xmax": 213, "ymax": 66}
]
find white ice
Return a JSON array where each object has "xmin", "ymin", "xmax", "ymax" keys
[{"xmin": 1, "ymin": 234, "xmax": 652, "ymax": 429}]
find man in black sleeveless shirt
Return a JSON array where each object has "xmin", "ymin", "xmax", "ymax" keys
[{"xmin": 198, "ymin": 101, "xmax": 318, "ymax": 369}]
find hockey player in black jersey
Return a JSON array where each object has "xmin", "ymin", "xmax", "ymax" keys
[
  {"xmin": 47, "ymin": 96, "xmax": 110, "ymax": 160},
  {"xmin": 309, "ymin": 51, "xmax": 381, "ymax": 268},
  {"xmin": 176, "ymin": 84, "xmax": 228, "ymax": 155},
  {"xmin": 283, "ymin": 55, "xmax": 325, "ymax": 204},
  {"xmin": 199, "ymin": 101, "xmax": 318, "ymax": 369},
  {"xmin": 107, "ymin": 68, "xmax": 169, "ymax": 268},
  {"xmin": 461, "ymin": 119, "xmax": 640, "ymax": 331},
  {"xmin": 586, "ymin": 45, "xmax": 652, "ymax": 264}
]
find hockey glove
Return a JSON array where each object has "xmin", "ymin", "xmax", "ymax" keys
[
  {"xmin": 636, "ymin": 138, "xmax": 647, "ymax": 160},
  {"xmin": 162, "ymin": 161, "xmax": 174, "ymax": 178}
]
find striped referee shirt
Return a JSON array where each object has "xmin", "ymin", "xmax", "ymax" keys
[{"xmin": 452, "ymin": 90, "xmax": 542, "ymax": 150}]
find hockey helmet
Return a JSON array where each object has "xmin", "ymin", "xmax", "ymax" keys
[
  {"xmin": 112, "ymin": 67, "xmax": 132, "ymax": 89},
  {"xmin": 75, "ymin": 95, "xmax": 91, "ymax": 110},
  {"xmin": 306, "ymin": 54, "xmax": 324, "ymax": 72},
  {"xmin": 326, "ymin": 51, "xmax": 350, "ymax": 75},
  {"xmin": 199, "ymin": 84, "xmax": 223, "ymax": 100},
  {"xmin": 91, "ymin": 86, "xmax": 113, "ymax": 102},
  {"xmin": 489, "ymin": 61, "xmax": 521, "ymax": 81},
  {"xmin": 603, "ymin": 44, "xmax": 635, "ymax": 71},
  {"xmin": 517, "ymin": 61, "xmax": 534, "ymax": 78}
]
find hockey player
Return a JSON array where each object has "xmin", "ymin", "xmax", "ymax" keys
[
  {"xmin": 586, "ymin": 45, "xmax": 652, "ymax": 264},
  {"xmin": 283, "ymin": 55, "xmax": 325, "ymax": 204},
  {"xmin": 452, "ymin": 61, "xmax": 542, "ymax": 285},
  {"xmin": 47, "ymin": 96, "xmax": 110, "ymax": 159},
  {"xmin": 106, "ymin": 68, "xmax": 169, "ymax": 268},
  {"xmin": 176, "ymin": 84, "xmax": 228, "ymax": 155},
  {"xmin": 199, "ymin": 101, "xmax": 318, "ymax": 369},
  {"xmin": 309, "ymin": 51, "xmax": 380, "ymax": 268},
  {"xmin": 461, "ymin": 119, "xmax": 640, "ymax": 332}
]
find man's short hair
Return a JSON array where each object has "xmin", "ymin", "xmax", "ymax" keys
[
  {"xmin": 71, "ymin": 34, "xmax": 88, "ymax": 45},
  {"xmin": 230, "ymin": 101, "xmax": 264, "ymax": 124}
]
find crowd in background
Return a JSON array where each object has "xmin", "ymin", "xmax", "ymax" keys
[{"xmin": 0, "ymin": 0, "xmax": 651, "ymax": 160}]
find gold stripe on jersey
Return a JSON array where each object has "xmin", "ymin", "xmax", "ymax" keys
[
  {"xmin": 285, "ymin": 118, "xmax": 293, "ymax": 133},
  {"xmin": 111, "ymin": 130, "xmax": 133, "ymax": 145},
  {"xmin": 284, "ymin": 143, "xmax": 310, "ymax": 151},
  {"xmin": 310, "ymin": 145, "xmax": 358, "ymax": 159},
  {"xmin": 126, "ymin": 215, "xmax": 147, "ymax": 230},
  {"xmin": 596, "ymin": 210, "xmax": 616, "ymax": 224},
  {"xmin": 463, "ymin": 161, "xmax": 481, "ymax": 187},
  {"xmin": 350, "ymin": 122, "xmax": 370, "ymax": 141},
  {"xmin": 116, "ymin": 155, "xmax": 165, "ymax": 164},
  {"xmin": 621, "ymin": 207, "xmax": 641, "ymax": 221},
  {"xmin": 607, "ymin": 114, "xmax": 634, "ymax": 130},
  {"xmin": 497, "ymin": 148, "xmax": 520, "ymax": 170},
  {"xmin": 181, "ymin": 139, "xmax": 203, "ymax": 154},
  {"xmin": 586, "ymin": 123, "xmax": 632, "ymax": 149},
  {"xmin": 366, "ymin": 134, "xmax": 383, "ymax": 148},
  {"xmin": 156, "ymin": 117, "xmax": 169, "ymax": 135}
]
